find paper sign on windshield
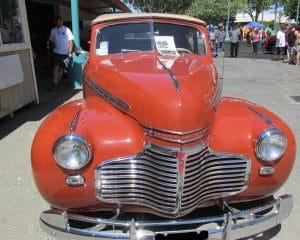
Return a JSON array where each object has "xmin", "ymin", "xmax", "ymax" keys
[
  {"xmin": 154, "ymin": 36, "xmax": 179, "ymax": 56},
  {"xmin": 96, "ymin": 41, "xmax": 108, "ymax": 56}
]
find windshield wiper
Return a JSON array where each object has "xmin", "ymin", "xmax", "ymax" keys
[{"xmin": 120, "ymin": 49, "xmax": 142, "ymax": 57}]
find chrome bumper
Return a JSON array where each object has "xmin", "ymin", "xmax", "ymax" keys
[{"xmin": 40, "ymin": 194, "xmax": 293, "ymax": 240}]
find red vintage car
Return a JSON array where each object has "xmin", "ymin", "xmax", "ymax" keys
[
  {"xmin": 262, "ymin": 34, "xmax": 287, "ymax": 54},
  {"xmin": 31, "ymin": 13, "xmax": 296, "ymax": 240}
]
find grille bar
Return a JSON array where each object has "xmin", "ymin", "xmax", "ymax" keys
[{"xmin": 95, "ymin": 143, "xmax": 250, "ymax": 217}]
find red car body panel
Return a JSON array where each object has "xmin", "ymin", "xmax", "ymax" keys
[
  {"xmin": 31, "ymin": 96, "xmax": 296, "ymax": 212},
  {"xmin": 85, "ymin": 53, "xmax": 216, "ymax": 133},
  {"xmin": 31, "ymin": 17, "xmax": 296, "ymax": 216}
]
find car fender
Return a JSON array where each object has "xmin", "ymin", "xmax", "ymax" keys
[
  {"xmin": 31, "ymin": 96, "xmax": 145, "ymax": 210},
  {"xmin": 209, "ymin": 97, "xmax": 296, "ymax": 200}
]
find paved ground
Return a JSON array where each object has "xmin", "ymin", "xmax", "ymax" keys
[{"xmin": 0, "ymin": 43, "xmax": 299, "ymax": 240}]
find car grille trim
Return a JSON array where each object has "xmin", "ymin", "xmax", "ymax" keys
[
  {"xmin": 141, "ymin": 124, "xmax": 211, "ymax": 144},
  {"xmin": 95, "ymin": 143, "xmax": 250, "ymax": 217}
]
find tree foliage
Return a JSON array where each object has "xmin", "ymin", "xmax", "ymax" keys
[
  {"xmin": 283, "ymin": 0, "xmax": 299, "ymax": 19},
  {"xmin": 125, "ymin": 0, "xmax": 193, "ymax": 14},
  {"xmin": 185, "ymin": 0, "xmax": 239, "ymax": 24},
  {"xmin": 239, "ymin": 0, "xmax": 274, "ymax": 21},
  {"xmin": 128, "ymin": 0, "xmax": 286, "ymax": 24}
]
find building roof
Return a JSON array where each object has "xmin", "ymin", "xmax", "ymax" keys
[{"xmin": 92, "ymin": 13, "xmax": 206, "ymax": 25}]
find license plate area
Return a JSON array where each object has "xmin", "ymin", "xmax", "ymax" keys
[{"xmin": 156, "ymin": 231, "xmax": 209, "ymax": 240}]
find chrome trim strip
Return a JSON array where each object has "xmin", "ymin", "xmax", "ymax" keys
[
  {"xmin": 156, "ymin": 57, "xmax": 180, "ymax": 93},
  {"xmin": 141, "ymin": 123, "xmax": 211, "ymax": 135},
  {"xmin": 246, "ymin": 105, "xmax": 274, "ymax": 126},
  {"xmin": 145, "ymin": 133, "xmax": 209, "ymax": 144},
  {"xmin": 84, "ymin": 74, "xmax": 131, "ymax": 113},
  {"xmin": 40, "ymin": 195, "xmax": 293, "ymax": 240},
  {"xmin": 174, "ymin": 151, "xmax": 187, "ymax": 215},
  {"xmin": 70, "ymin": 110, "xmax": 81, "ymax": 132},
  {"xmin": 142, "ymin": 123, "xmax": 211, "ymax": 144}
]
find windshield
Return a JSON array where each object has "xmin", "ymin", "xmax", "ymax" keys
[{"xmin": 95, "ymin": 22, "xmax": 206, "ymax": 56}]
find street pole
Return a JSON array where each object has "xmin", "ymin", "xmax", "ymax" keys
[
  {"xmin": 71, "ymin": 0, "xmax": 80, "ymax": 48},
  {"xmin": 297, "ymin": 0, "xmax": 300, "ymax": 24},
  {"xmin": 226, "ymin": 0, "xmax": 231, "ymax": 39},
  {"xmin": 70, "ymin": 0, "xmax": 88, "ymax": 89}
]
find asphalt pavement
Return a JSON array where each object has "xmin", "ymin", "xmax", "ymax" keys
[{"xmin": 0, "ymin": 43, "xmax": 299, "ymax": 240}]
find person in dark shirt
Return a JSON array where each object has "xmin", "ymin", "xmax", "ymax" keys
[{"xmin": 287, "ymin": 24, "xmax": 296, "ymax": 64}]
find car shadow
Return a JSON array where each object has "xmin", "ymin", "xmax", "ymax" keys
[{"xmin": 0, "ymin": 68, "xmax": 82, "ymax": 140}]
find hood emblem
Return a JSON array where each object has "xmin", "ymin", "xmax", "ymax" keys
[{"xmin": 174, "ymin": 151, "xmax": 188, "ymax": 174}]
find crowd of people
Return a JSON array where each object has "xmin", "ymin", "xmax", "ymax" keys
[
  {"xmin": 208, "ymin": 22, "xmax": 300, "ymax": 66},
  {"xmin": 208, "ymin": 24, "xmax": 226, "ymax": 57}
]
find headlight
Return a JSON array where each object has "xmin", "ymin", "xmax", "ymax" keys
[
  {"xmin": 255, "ymin": 129, "xmax": 287, "ymax": 162},
  {"xmin": 53, "ymin": 134, "xmax": 92, "ymax": 170}
]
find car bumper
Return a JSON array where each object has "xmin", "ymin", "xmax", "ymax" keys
[{"xmin": 40, "ymin": 194, "xmax": 293, "ymax": 240}]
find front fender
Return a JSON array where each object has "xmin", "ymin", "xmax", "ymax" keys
[
  {"xmin": 209, "ymin": 97, "xmax": 296, "ymax": 200},
  {"xmin": 31, "ymin": 97, "xmax": 145, "ymax": 210}
]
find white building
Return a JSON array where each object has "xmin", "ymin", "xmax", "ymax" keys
[{"xmin": 235, "ymin": 11, "xmax": 295, "ymax": 24}]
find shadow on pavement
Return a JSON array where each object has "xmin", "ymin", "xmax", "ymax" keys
[
  {"xmin": 220, "ymin": 42, "xmax": 282, "ymax": 61},
  {"xmin": 0, "ymin": 67, "xmax": 81, "ymax": 140}
]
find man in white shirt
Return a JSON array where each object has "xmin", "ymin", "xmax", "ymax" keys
[
  {"xmin": 49, "ymin": 16, "xmax": 74, "ymax": 90},
  {"xmin": 275, "ymin": 24, "xmax": 286, "ymax": 61},
  {"xmin": 230, "ymin": 24, "xmax": 241, "ymax": 57}
]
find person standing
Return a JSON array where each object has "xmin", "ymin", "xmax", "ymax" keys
[
  {"xmin": 230, "ymin": 24, "xmax": 241, "ymax": 57},
  {"xmin": 296, "ymin": 26, "xmax": 300, "ymax": 66},
  {"xmin": 49, "ymin": 16, "xmax": 74, "ymax": 91},
  {"xmin": 246, "ymin": 28, "xmax": 253, "ymax": 45},
  {"xmin": 216, "ymin": 24, "xmax": 226, "ymax": 56},
  {"xmin": 287, "ymin": 24, "xmax": 296, "ymax": 64},
  {"xmin": 209, "ymin": 28, "xmax": 217, "ymax": 56},
  {"xmin": 275, "ymin": 24, "xmax": 286, "ymax": 61},
  {"xmin": 252, "ymin": 28, "xmax": 261, "ymax": 55}
]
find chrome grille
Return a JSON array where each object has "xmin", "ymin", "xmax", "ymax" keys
[
  {"xmin": 95, "ymin": 143, "xmax": 250, "ymax": 217},
  {"xmin": 181, "ymin": 148, "xmax": 249, "ymax": 212}
]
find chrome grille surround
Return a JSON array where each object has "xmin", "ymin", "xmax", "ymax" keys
[{"xmin": 95, "ymin": 143, "xmax": 251, "ymax": 217}]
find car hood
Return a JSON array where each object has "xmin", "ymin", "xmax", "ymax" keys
[{"xmin": 86, "ymin": 53, "xmax": 217, "ymax": 133}]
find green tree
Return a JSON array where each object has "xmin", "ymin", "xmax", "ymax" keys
[
  {"xmin": 185, "ymin": 0, "xmax": 238, "ymax": 24},
  {"xmin": 240, "ymin": 0, "xmax": 274, "ymax": 21},
  {"xmin": 283, "ymin": 0, "xmax": 299, "ymax": 19},
  {"xmin": 126, "ymin": 0, "xmax": 193, "ymax": 13}
]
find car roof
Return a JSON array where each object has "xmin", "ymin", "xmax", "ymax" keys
[{"xmin": 91, "ymin": 13, "xmax": 206, "ymax": 26}]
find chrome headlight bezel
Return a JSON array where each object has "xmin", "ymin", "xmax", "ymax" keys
[
  {"xmin": 53, "ymin": 134, "xmax": 92, "ymax": 170},
  {"xmin": 255, "ymin": 129, "xmax": 287, "ymax": 162}
]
